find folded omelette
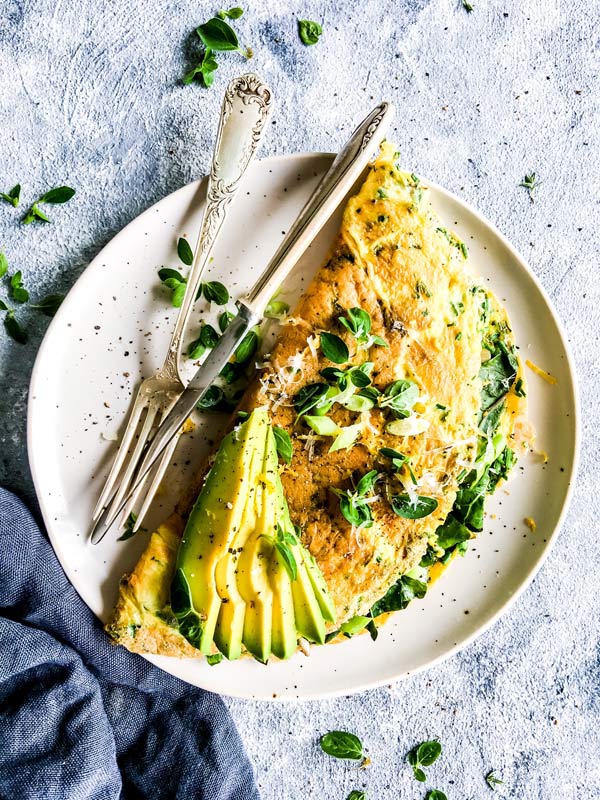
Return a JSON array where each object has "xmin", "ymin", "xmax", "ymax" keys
[{"xmin": 106, "ymin": 144, "xmax": 529, "ymax": 662}]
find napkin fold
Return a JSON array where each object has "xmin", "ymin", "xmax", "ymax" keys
[{"xmin": 0, "ymin": 488, "xmax": 260, "ymax": 800}]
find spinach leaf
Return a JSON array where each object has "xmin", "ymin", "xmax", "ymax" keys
[
  {"xmin": 319, "ymin": 730, "xmax": 363, "ymax": 760},
  {"xmin": 434, "ymin": 515, "xmax": 471, "ymax": 550},
  {"xmin": 371, "ymin": 575, "xmax": 427, "ymax": 617},
  {"xmin": 479, "ymin": 342, "xmax": 517, "ymax": 412},
  {"xmin": 390, "ymin": 494, "xmax": 438, "ymax": 519}
]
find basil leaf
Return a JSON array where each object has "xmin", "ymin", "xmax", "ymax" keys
[
  {"xmin": 184, "ymin": 48, "xmax": 219, "ymax": 87},
  {"xmin": 31, "ymin": 294, "xmax": 64, "ymax": 317},
  {"xmin": 9, "ymin": 271, "xmax": 29, "ymax": 304},
  {"xmin": 235, "ymin": 329, "xmax": 259, "ymax": 364},
  {"xmin": 320, "ymin": 331, "xmax": 349, "ymax": 364},
  {"xmin": 273, "ymin": 426, "xmax": 293, "ymax": 464},
  {"xmin": 0, "ymin": 252, "xmax": 8, "ymax": 279},
  {"xmin": 319, "ymin": 730, "xmax": 363, "ymax": 760},
  {"xmin": 380, "ymin": 379, "xmax": 419, "ymax": 418},
  {"xmin": 218, "ymin": 310, "xmax": 234, "ymax": 332},
  {"xmin": 117, "ymin": 512, "xmax": 139, "ymax": 541},
  {"xmin": 177, "ymin": 237, "xmax": 194, "ymax": 266},
  {"xmin": 349, "ymin": 366, "xmax": 372, "ymax": 388},
  {"xmin": 206, "ymin": 653, "xmax": 224, "ymax": 665},
  {"xmin": 413, "ymin": 767, "xmax": 426, "ymax": 782},
  {"xmin": 23, "ymin": 203, "xmax": 49, "ymax": 224},
  {"xmin": 416, "ymin": 740, "xmax": 442, "ymax": 767},
  {"xmin": 339, "ymin": 306, "xmax": 371, "ymax": 339},
  {"xmin": 298, "ymin": 19, "xmax": 323, "ymax": 46},
  {"xmin": 0, "ymin": 299, "xmax": 9, "ymax": 311},
  {"xmin": 426, "ymin": 791, "xmax": 447, "ymax": 800},
  {"xmin": 346, "ymin": 792, "xmax": 366, "ymax": 800},
  {"xmin": 198, "ymin": 385, "xmax": 224, "ymax": 409},
  {"xmin": 294, "ymin": 382, "xmax": 329, "ymax": 416},
  {"xmin": 200, "ymin": 323, "xmax": 220, "ymax": 349},
  {"xmin": 0, "ymin": 184, "xmax": 20, "ymax": 207},
  {"xmin": 217, "ymin": 7, "xmax": 243, "ymax": 19},
  {"xmin": 390, "ymin": 494, "xmax": 438, "ymax": 519},
  {"xmin": 202, "ymin": 281, "xmax": 229, "ymax": 305},
  {"xmin": 188, "ymin": 337, "xmax": 206, "ymax": 360},
  {"xmin": 4, "ymin": 312, "xmax": 27, "ymax": 343},
  {"xmin": 356, "ymin": 469, "xmax": 378, "ymax": 496},
  {"xmin": 197, "ymin": 17, "xmax": 241, "ymax": 51},
  {"xmin": 39, "ymin": 186, "xmax": 75, "ymax": 204},
  {"xmin": 172, "ymin": 282, "xmax": 187, "ymax": 307},
  {"xmin": 485, "ymin": 770, "xmax": 504, "ymax": 789},
  {"xmin": 357, "ymin": 386, "xmax": 380, "ymax": 403},
  {"xmin": 158, "ymin": 267, "xmax": 185, "ymax": 283}
]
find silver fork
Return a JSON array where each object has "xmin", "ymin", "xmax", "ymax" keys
[{"xmin": 91, "ymin": 74, "xmax": 273, "ymax": 534}]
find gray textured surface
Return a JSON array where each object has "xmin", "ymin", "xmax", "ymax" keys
[{"xmin": 0, "ymin": 1, "xmax": 598, "ymax": 797}]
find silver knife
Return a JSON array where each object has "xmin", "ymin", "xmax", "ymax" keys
[{"xmin": 91, "ymin": 101, "xmax": 394, "ymax": 544}]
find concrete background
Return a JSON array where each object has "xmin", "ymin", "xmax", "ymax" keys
[{"xmin": 1, "ymin": 0, "xmax": 598, "ymax": 797}]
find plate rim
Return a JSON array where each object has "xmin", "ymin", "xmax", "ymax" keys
[{"xmin": 27, "ymin": 151, "xmax": 581, "ymax": 700}]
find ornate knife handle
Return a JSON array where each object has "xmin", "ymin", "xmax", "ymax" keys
[{"xmin": 167, "ymin": 73, "xmax": 273, "ymax": 373}]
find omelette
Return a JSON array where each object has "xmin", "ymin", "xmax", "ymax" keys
[{"xmin": 106, "ymin": 144, "xmax": 529, "ymax": 661}]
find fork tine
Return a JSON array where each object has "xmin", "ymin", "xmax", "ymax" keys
[
  {"xmin": 125, "ymin": 433, "xmax": 181, "ymax": 531},
  {"xmin": 103, "ymin": 401, "xmax": 160, "ymax": 524},
  {"xmin": 92, "ymin": 393, "xmax": 147, "ymax": 519}
]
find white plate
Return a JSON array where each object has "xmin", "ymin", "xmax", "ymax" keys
[{"xmin": 28, "ymin": 154, "xmax": 579, "ymax": 700}]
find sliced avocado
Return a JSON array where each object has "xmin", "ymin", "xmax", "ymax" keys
[
  {"xmin": 172, "ymin": 411, "xmax": 266, "ymax": 654},
  {"xmin": 268, "ymin": 549, "xmax": 297, "ymax": 660},
  {"xmin": 236, "ymin": 439, "xmax": 276, "ymax": 663},
  {"xmin": 300, "ymin": 549, "xmax": 337, "ymax": 624}
]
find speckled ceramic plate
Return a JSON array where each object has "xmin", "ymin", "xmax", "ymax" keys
[{"xmin": 27, "ymin": 154, "xmax": 579, "ymax": 700}]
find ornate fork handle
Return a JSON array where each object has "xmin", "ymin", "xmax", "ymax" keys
[{"xmin": 166, "ymin": 74, "xmax": 273, "ymax": 376}]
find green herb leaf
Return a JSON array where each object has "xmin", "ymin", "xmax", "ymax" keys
[
  {"xmin": 23, "ymin": 203, "xmax": 50, "ymax": 224},
  {"xmin": 390, "ymin": 494, "xmax": 438, "ymax": 519},
  {"xmin": 218, "ymin": 310, "xmax": 234, "ymax": 332},
  {"xmin": 158, "ymin": 267, "xmax": 185, "ymax": 283},
  {"xmin": 218, "ymin": 7, "xmax": 243, "ymax": 19},
  {"xmin": 117, "ymin": 512, "xmax": 139, "ymax": 541},
  {"xmin": 346, "ymin": 792, "xmax": 366, "ymax": 800},
  {"xmin": 4, "ymin": 312, "xmax": 26, "ymax": 343},
  {"xmin": 183, "ymin": 48, "xmax": 219, "ymax": 86},
  {"xmin": 426, "ymin": 791, "xmax": 448, "ymax": 800},
  {"xmin": 273, "ymin": 426, "xmax": 293, "ymax": 464},
  {"xmin": 9, "ymin": 271, "xmax": 29, "ymax": 304},
  {"xmin": 196, "ymin": 16, "xmax": 250, "ymax": 56},
  {"xmin": 319, "ymin": 730, "xmax": 363, "ymax": 760},
  {"xmin": 172, "ymin": 282, "xmax": 187, "ymax": 307},
  {"xmin": 416, "ymin": 740, "xmax": 442, "ymax": 767},
  {"xmin": 0, "ymin": 184, "xmax": 21, "ymax": 208},
  {"xmin": 272, "ymin": 524, "xmax": 298, "ymax": 581},
  {"xmin": 235, "ymin": 329, "xmax": 259, "ymax": 364},
  {"xmin": 206, "ymin": 652, "xmax": 224, "ymax": 665},
  {"xmin": 320, "ymin": 331, "xmax": 349, "ymax": 363},
  {"xmin": 202, "ymin": 281, "xmax": 229, "ymax": 305},
  {"xmin": 0, "ymin": 299, "xmax": 9, "ymax": 311},
  {"xmin": 380, "ymin": 379, "xmax": 419, "ymax": 418},
  {"xmin": 177, "ymin": 237, "xmax": 194, "ymax": 266},
  {"xmin": 294, "ymin": 382, "xmax": 329, "ymax": 416},
  {"xmin": 200, "ymin": 323, "xmax": 220, "ymax": 349},
  {"xmin": 0, "ymin": 252, "xmax": 8, "ymax": 279},
  {"xmin": 298, "ymin": 19, "xmax": 323, "ymax": 46},
  {"xmin": 485, "ymin": 769, "xmax": 504, "ymax": 790},
  {"xmin": 31, "ymin": 294, "xmax": 64, "ymax": 317},
  {"xmin": 519, "ymin": 172, "xmax": 541, "ymax": 199},
  {"xmin": 462, "ymin": 0, "xmax": 474, "ymax": 11},
  {"xmin": 39, "ymin": 186, "xmax": 75, "ymax": 204}
]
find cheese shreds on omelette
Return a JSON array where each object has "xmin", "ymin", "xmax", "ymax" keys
[{"xmin": 106, "ymin": 144, "xmax": 529, "ymax": 658}]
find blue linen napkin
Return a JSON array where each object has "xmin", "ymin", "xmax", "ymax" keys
[{"xmin": 0, "ymin": 488, "xmax": 260, "ymax": 800}]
